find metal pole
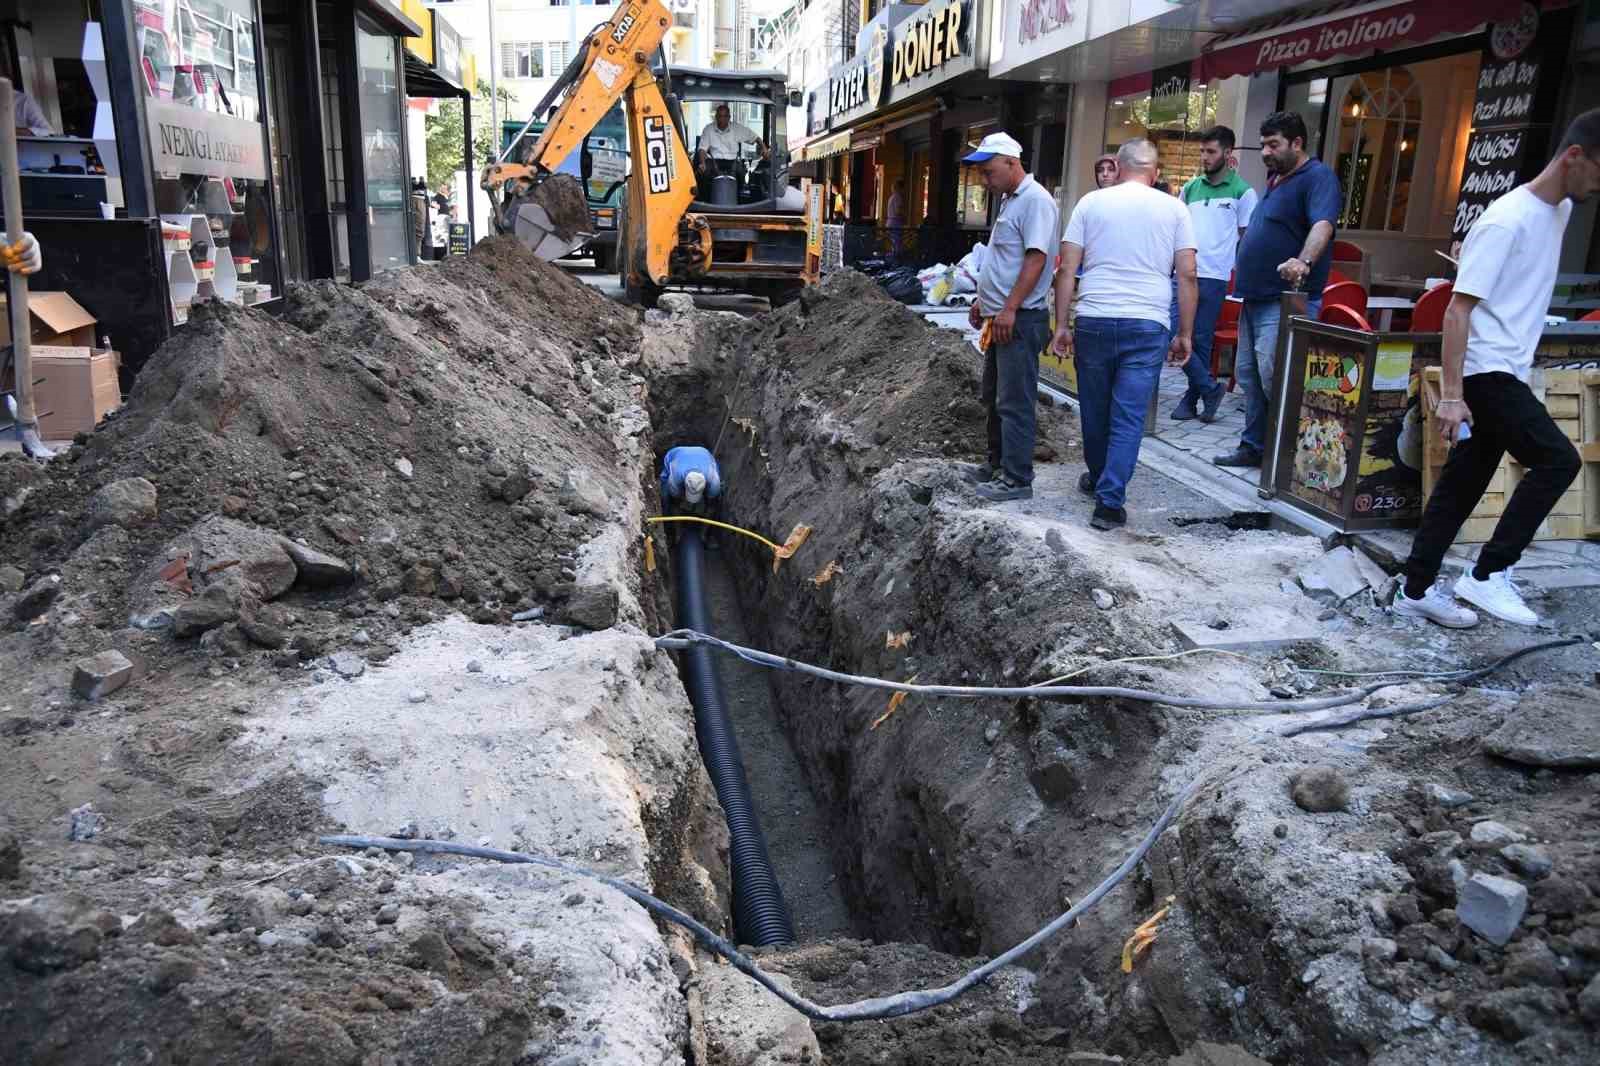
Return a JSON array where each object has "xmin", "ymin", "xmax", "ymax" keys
[
  {"xmin": 0, "ymin": 77, "xmax": 50, "ymax": 459},
  {"xmin": 463, "ymin": 90, "xmax": 476, "ymax": 243},
  {"xmin": 487, "ymin": 0, "xmax": 499, "ymax": 139}
]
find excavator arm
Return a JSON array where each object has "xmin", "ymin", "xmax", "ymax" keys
[{"xmin": 480, "ymin": 1, "xmax": 694, "ymax": 284}]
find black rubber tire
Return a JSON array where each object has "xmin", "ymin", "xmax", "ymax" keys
[{"xmin": 591, "ymin": 244, "xmax": 612, "ymax": 273}]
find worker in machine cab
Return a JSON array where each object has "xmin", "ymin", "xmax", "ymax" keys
[
  {"xmin": 660, "ymin": 445, "xmax": 722, "ymax": 516},
  {"xmin": 695, "ymin": 104, "xmax": 766, "ymax": 177}
]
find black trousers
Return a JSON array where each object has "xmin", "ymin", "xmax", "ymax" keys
[{"xmin": 1404, "ymin": 372, "xmax": 1580, "ymax": 591}]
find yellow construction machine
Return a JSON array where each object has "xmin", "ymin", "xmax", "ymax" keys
[{"xmin": 482, "ymin": 1, "xmax": 818, "ymax": 306}]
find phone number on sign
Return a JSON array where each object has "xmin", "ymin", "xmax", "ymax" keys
[{"xmin": 1354, "ymin": 493, "xmax": 1409, "ymax": 514}]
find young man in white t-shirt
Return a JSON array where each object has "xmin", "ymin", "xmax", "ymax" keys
[
  {"xmin": 1395, "ymin": 108, "xmax": 1600, "ymax": 628},
  {"xmin": 1051, "ymin": 138, "xmax": 1197, "ymax": 530}
]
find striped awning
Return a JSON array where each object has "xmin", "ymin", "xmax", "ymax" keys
[{"xmin": 798, "ymin": 130, "xmax": 852, "ymax": 162}]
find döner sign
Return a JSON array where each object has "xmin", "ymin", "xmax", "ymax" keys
[
  {"xmin": 892, "ymin": 0, "xmax": 968, "ymax": 87},
  {"xmin": 146, "ymin": 100, "xmax": 267, "ymax": 182}
]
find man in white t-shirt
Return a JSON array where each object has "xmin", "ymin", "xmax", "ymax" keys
[
  {"xmin": 1394, "ymin": 108, "xmax": 1600, "ymax": 629},
  {"xmin": 1052, "ymin": 139, "xmax": 1197, "ymax": 530}
]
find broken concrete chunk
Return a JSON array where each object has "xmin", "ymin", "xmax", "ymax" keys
[
  {"xmin": 278, "ymin": 538, "xmax": 355, "ymax": 587},
  {"xmin": 559, "ymin": 468, "xmax": 610, "ymax": 518},
  {"xmin": 329, "ymin": 652, "xmax": 367, "ymax": 680},
  {"xmin": 173, "ymin": 584, "xmax": 240, "ymax": 638},
  {"xmin": 72, "ymin": 650, "xmax": 134, "ymax": 701},
  {"xmin": 564, "ymin": 582, "xmax": 619, "ymax": 630},
  {"xmin": 0, "ymin": 563, "xmax": 25, "ymax": 592},
  {"xmin": 68, "ymin": 803, "xmax": 104, "ymax": 842},
  {"xmin": 1458, "ymin": 872, "xmax": 1527, "ymax": 945},
  {"xmin": 1423, "ymin": 783, "xmax": 1474, "ymax": 808},
  {"xmin": 1500, "ymin": 844, "xmax": 1553, "ymax": 879},
  {"xmin": 12, "ymin": 574, "xmax": 61, "ymax": 621},
  {"xmin": 86, "ymin": 477, "xmax": 157, "ymax": 532},
  {"xmin": 1297, "ymin": 546, "xmax": 1368, "ymax": 603},
  {"xmin": 1482, "ymin": 686, "xmax": 1600, "ymax": 768},
  {"xmin": 1289, "ymin": 766, "xmax": 1349, "ymax": 813},
  {"xmin": 1091, "ymin": 588, "xmax": 1115, "ymax": 610},
  {"xmin": 1349, "ymin": 547, "xmax": 1391, "ymax": 594},
  {"xmin": 1469, "ymin": 820, "xmax": 1526, "ymax": 846}
]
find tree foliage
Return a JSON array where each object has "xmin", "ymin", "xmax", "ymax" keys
[{"xmin": 425, "ymin": 80, "xmax": 518, "ymax": 190}]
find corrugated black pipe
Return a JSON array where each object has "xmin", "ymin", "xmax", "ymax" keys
[{"xmin": 673, "ymin": 525, "xmax": 796, "ymax": 946}]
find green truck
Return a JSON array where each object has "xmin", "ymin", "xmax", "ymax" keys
[{"xmin": 500, "ymin": 102, "xmax": 628, "ymax": 269}]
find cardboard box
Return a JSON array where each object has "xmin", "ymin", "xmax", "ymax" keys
[
  {"xmin": 0, "ymin": 291, "xmax": 99, "ymax": 348},
  {"xmin": 32, "ymin": 346, "xmax": 120, "ymax": 439}
]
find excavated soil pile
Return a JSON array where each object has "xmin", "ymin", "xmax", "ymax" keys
[
  {"xmin": 0, "ymin": 242, "xmax": 734, "ymax": 1065},
  {"xmin": 642, "ymin": 279, "xmax": 1600, "ymax": 1065}
]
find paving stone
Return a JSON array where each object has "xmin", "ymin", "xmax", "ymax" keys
[
  {"xmin": 1172, "ymin": 618, "xmax": 1320, "ymax": 652},
  {"xmin": 72, "ymin": 650, "xmax": 134, "ymax": 701},
  {"xmin": 1483, "ymin": 687, "xmax": 1600, "ymax": 768},
  {"xmin": 1458, "ymin": 872, "xmax": 1527, "ymax": 946}
]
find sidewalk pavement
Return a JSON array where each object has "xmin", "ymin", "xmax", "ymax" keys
[{"xmin": 915, "ymin": 304, "xmax": 1600, "ymax": 592}]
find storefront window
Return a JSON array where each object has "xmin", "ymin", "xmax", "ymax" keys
[
  {"xmin": 957, "ymin": 122, "xmax": 995, "ymax": 226},
  {"xmin": 1104, "ymin": 82, "xmax": 1221, "ymax": 191},
  {"xmin": 358, "ymin": 19, "xmax": 409, "ymax": 273},
  {"xmin": 1332, "ymin": 68, "xmax": 1421, "ymax": 233},
  {"xmin": 139, "ymin": 0, "xmax": 280, "ymax": 321}
]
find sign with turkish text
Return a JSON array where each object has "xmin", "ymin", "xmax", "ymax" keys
[
  {"xmin": 993, "ymin": 0, "xmax": 1087, "ymax": 78},
  {"xmin": 1147, "ymin": 61, "xmax": 1190, "ymax": 127},
  {"xmin": 1451, "ymin": 3, "xmax": 1570, "ymax": 241},
  {"xmin": 146, "ymin": 99, "xmax": 267, "ymax": 181},
  {"xmin": 434, "ymin": 14, "xmax": 464, "ymax": 87},
  {"xmin": 890, "ymin": 0, "xmax": 969, "ymax": 88}
]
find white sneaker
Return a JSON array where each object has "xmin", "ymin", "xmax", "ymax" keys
[
  {"xmin": 1393, "ymin": 584, "xmax": 1480, "ymax": 629},
  {"xmin": 1453, "ymin": 569, "xmax": 1539, "ymax": 626}
]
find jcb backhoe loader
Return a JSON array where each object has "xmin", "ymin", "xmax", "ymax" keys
[{"xmin": 482, "ymin": 1, "xmax": 818, "ymax": 307}]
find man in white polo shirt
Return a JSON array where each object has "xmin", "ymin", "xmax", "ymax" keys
[
  {"xmin": 961, "ymin": 132, "xmax": 1059, "ymax": 502},
  {"xmin": 1171, "ymin": 125, "xmax": 1256, "ymax": 423}
]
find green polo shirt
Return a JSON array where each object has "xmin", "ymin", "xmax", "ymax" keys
[{"xmin": 1180, "ymin": 170, "xmax": 1258, "ymax": 282}]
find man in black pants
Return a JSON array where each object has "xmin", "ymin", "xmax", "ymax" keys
[{"xmin": 1394, "ymin": 108, "xmax": 1600, "ymax": 628}]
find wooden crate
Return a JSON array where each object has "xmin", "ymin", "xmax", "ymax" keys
[{"xmin": 1421, "ymin": 367, "xmax": 1595, "ymax": 543}]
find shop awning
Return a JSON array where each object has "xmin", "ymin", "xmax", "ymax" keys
[
  {"xmin": 799, "ymin": 131, "xmax": 852, "ymax": 162},
  {"xmin": 1198, "ymin": 0, "xmax": 1524, "ymax": 81},
  {"xmin": 405, "ymin": 51, "xmax": 467, "ymax": 98}
]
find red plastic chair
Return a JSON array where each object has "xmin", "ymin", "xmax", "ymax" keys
[
  {"xmin": 1331, "ymin": 239, "xmax": 1369, "ymax": 288},
  {"xmin": 1319, "ymin": 304, "xmax": 1374, "ymax": 331},
  {"xmin": 1322, "ymin": 280, "xmax": 1368, "ymax": 317},
  {"xmin": 1329, "ymin": 268, "xmax": 1351, "ymax": 285},
  {"xmin": 1211, "ymin": 298, "xmax": 1242, "ymax": 392},
  {"xmin": 1411, "ymin": 282, "xmax": 1454, "ymax": 333},
  {"xmin": 1581, "ymin": 309, "xmax": 1600, "ymax": 322}
]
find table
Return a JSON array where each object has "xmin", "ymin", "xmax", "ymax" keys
[
  {"xmin": 1372, "ymin": 275, "xmax": 1428, "ymax": 295},
  {"xmin": 1366, "ymin": 296, "xmax": 1416, "ymax": 330}
]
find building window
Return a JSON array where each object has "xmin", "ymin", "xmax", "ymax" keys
[
  {"xmin": 501, "ymin": 41, "xmax": 544, "ymax": 79},
  {"xmin": 1333, "ymin": 67, "xmax": 1421, "ymax": 232},
  {"xmin": 550, "ymin": 0, "xmax": 570, "ymax": 6},
  {"xmin": 548, "ymin": 41, "xmax": 570, "ymax": 72}
]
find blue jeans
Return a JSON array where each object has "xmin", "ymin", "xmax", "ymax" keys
[
  {"xmin": 981, "ymin": 307, "xmax": 1052, "ymax": 486},
  {"xmin": 1074, "ymin": 317, "xmax": 1168, "ymax": 510},
  {"xmin": 1235, "ymin": 297, "xmax": 1321, "ymax": 456},
  {"xmin": 1170, "ymin": 277, "xmax": 1228, "ymax": 405}
]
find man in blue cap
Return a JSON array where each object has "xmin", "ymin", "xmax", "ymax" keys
[
  {"xmin": 960, "ymin": 131, "xmax": 1059, "ymax": 503},
  {"xmin": 660, "ymin": 445, "xmax": 722, "ymax": 514}
]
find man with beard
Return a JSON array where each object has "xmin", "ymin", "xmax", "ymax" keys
[
  {"xmin": 1213, "ymin": 111, "xmax": 1340, "ymax": 469},
  {"xmin": 1172, "ymin": 126, "xmax": 1256, "ymax": 423},
  {"xmin": 1392, "ymin": 108, "xmax": 1600, "ymax": 628}
]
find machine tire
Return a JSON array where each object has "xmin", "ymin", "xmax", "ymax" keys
[{"xmin": 591, "ymin": 244, "xmax": 613, "ymax": 272}]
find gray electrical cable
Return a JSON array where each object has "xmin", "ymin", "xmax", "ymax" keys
[
  {"xmin": 323, "ymin": 772, "xmax": 1201, "ymax": 1023},
  {"xmin": 652, "ymin": 631, "xmax": 1582, "ymax": 716}
]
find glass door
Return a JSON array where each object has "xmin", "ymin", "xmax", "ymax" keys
[{"xmin": 357, "ymin": 17, "xmax": 410, "ymax": 273}]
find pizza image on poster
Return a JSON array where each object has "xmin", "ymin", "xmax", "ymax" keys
[{"xmin": 1288, "ymin": 341, "xmax": 1364, "ymax": 514}]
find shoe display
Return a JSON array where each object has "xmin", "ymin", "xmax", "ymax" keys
[
  {"xmin": 1392, "ymin": 585, "xmax": 1479, "ymax": 629},
  {"xmin": 1454, "ymin": 570, "xmax": 1538, "ymax": 626},
  {"xmin": 1199, "ymin": 384, "xmax": 1226, "ymax": 423},
  {"xmin": 1212, "ymin": 447, "xmax": 1262, "ymax": 468},
  {"xmin": 975, "ymin": 477, "xmax": 1033, "ymax": 502},
  {"xmin": 1089, "ymin": 504, "xmax": 1126, "ymax": 530}
]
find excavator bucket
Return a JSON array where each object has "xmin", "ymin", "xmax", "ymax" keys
[{"xmin": 505, "ymin": 173, "xmax": 594, "ymax": 261}]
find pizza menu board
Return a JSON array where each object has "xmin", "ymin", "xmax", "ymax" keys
[
  {"xmin": 1452, "ymin": 3, "xmax": 1570, "ymax": 241},
  {"xmin": 1351, "ymin": 343, "xmax": 1429, "ymax": 523},
  {"xmin": 1289, "ymin": 336, "xmax": 1366, "ymax": 515}
]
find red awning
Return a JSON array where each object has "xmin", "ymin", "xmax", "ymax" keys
[{"xmin": 1197, "ymin": 0, "xmax": 1523, "ymax": 82}]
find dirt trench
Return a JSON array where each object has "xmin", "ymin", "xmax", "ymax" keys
[{"xmin": 639, "ymin": 275, "xmax": 1600, "ymax": 1066}]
